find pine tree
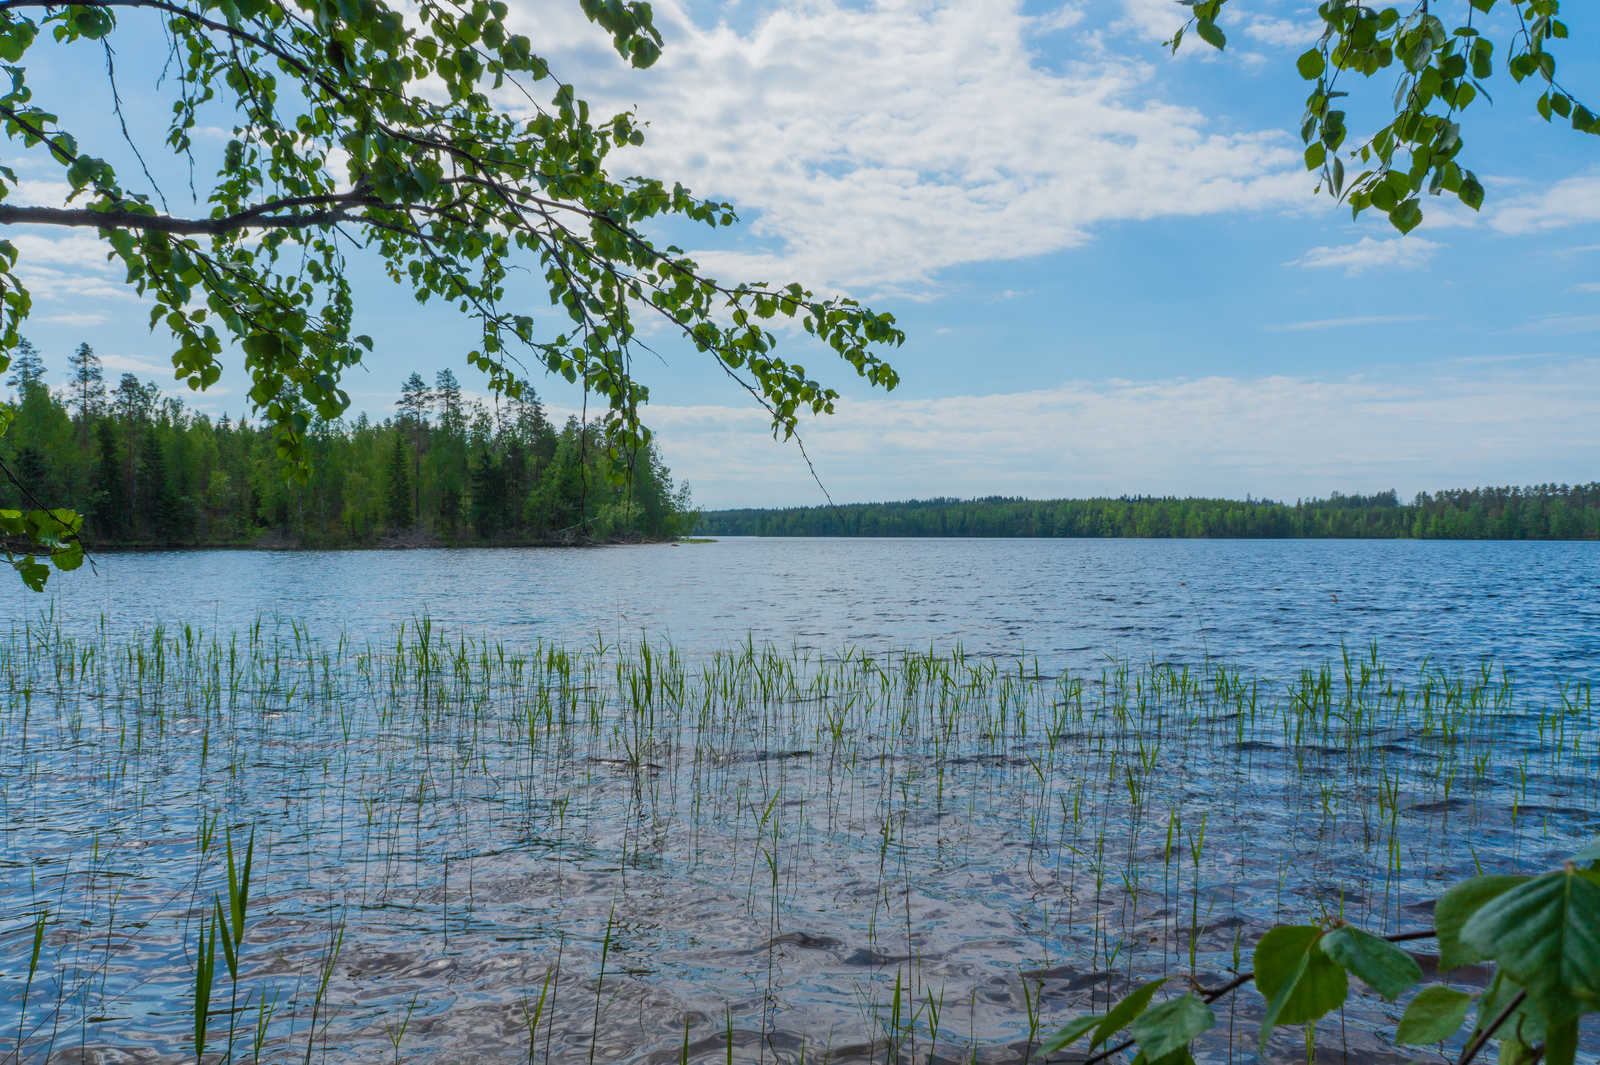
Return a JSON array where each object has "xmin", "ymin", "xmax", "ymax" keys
[
  {"xmin": 385, "ymin": 434, "xmax": 413, "ymax": 531},
  {"xmin": 395, "ymin": 373, "xmax": 432, "ymax": 527},
  {"xmin": 66, "ymin": 343, "xmax": 106, "ymax": 448}
]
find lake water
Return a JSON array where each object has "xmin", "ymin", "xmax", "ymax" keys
[
  {"xmin": 14, "ymin": 537, "xmax": 1600, "ymax": 685},
  {"xmin": 3, "ymin": 538, "xmax": 1598, "ymax": 1064}
]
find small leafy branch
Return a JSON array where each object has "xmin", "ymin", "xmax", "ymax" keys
[
  {"xmin": 1170, "ymin": 1, "xmax": 1597, "ymax": 234},
  {"xmin": 1035, "ymin": 835, "xmax": 1600, "ymax": 1064}
]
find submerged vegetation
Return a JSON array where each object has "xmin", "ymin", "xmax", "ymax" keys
[
  {"xmin": 0, "ymin": 346, "xmax": 696, "ymax": 547},
  {"xmin": 1, "ymin": 617, "xmax": 1596, "ymax": 1062},
  {"xmin": 700, "ymin": 486, "xmax": 1600, "ymax": 540}
]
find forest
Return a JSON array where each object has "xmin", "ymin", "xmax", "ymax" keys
[
  {"xmin": 698, "ymin": 486, "xmax": 1600, "ymax": 540},
  {"xmin": 0, "ymin": 341, "xmax": 698, "ymax": 547}
]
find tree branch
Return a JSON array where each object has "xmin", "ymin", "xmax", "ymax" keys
[{"xmin": 0, "ymin": 203, "xmax": 363, "ymax": 234}]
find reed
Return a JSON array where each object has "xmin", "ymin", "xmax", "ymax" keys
[{"xmin": 0, "ymin": 616, "xmax": 1594, "ymax": 1062}]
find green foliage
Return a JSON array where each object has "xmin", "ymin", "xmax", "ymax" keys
[
  {"xmin": 1130, "ymin": 992, "xmax": 1213, "ymax": 1062},
  {"xmin": 1253, "ymin": 925, "xmax": 1348, "ymax": 1047},
  {"xmin": 1170, "ymin": 1, "xmax": 1596, "ymax": 233},
  {"xmin": 1460, "ymin": 866, "xmax": 1600, "ymax": 1024},
  {"xmin": 1035, "ymin": 840, "xmax": 1600, "ymax": 1064},
  {"xmin": 2, "ymin": 362, "xmax": 695, "ymax": 545},
  {"xmin": 385, "ymin": 434, "xmax": 413, "ymax": 531},
  {"xmin": 1395, "ymin": 985, "xmax": 1473, "ymax": 1044},
  {"xmin": 1436, "ymin": 874, "xmax": 1529, "ymax": 968},
  {"xmin": 699, "ymin": 486, "xmax": 1600, "ymax": 540},
  {"xmin": 0, "ymin": 0, "xmax": 902, "ymax": 486},
  {"xmin": 1318, "ymin": 925, "xmax": 1422, "ymax": 1000}
]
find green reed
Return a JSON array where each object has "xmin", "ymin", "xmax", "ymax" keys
[{"xmin": 0, "ymin": 615, "xmax": 1594, "ymax": 1063}]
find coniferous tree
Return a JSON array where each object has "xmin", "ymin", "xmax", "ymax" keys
[
  {"xmin": 67, "ymin": 343, "xmax": 105, "ymax": 449},
  {"xmin": 471, "ymin": 453, "xmax": 505, "ymax": 539},
  {"xmin": 137, "ymin": 428, "xmax": 176, "ymax": 539},
  {"xmin": 384, "ymin": 434, "xmax": 413, "ymax": 532},
  {"xmin": 395, "ymin": 373, "xmax": 432, "ymax": 528},
  {"xmin": 6, "ymin": 338, "xmax": 45, "ymax": 396},
  {"xmin": 92, "ymin": 419, "xmax": 126, "ymax": 538}
]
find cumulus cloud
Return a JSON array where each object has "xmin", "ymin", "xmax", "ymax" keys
[
  {"xmin": 1291, "ymin": 236, "xmax": 1440, "ymax": 276},
  {"xmin": 644, "ymin": 362, "xmax": 1600, "ymax": 507},
  {"xmin": 1490, "ymin": 171, "xmax": 1600, "ymax": 235},
  {"xmin": 515, "ymin": 0, "xmax": 1305, "ymax": 291}
]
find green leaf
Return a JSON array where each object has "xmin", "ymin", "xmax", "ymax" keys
[
  {"xmin": 1436, "ymin": 876, "xmax": 1529, "ymax": 969},
  {"xmin": 1254, "ymin": 925, "xmax": 1348, "ymax": 1051},
  {"xmin": 1092, "ymin": 979, "xmax": 1168, "ymax": 1050},
  {"xmin": 1032, "ymin": 1013, "xmax": 1103, "ymax": 1059},
  {"xmin": 1572, "ymin": 838, "xmax": 1600, "ymax": 865},
  {"xmin": 1131, "ymin": 993, "xmax": 1214, "ymax": 1062},
  {"xmin": 1395, "ymin": 986, "xmax": 1473, "ymax": 1044},
  {"xmin": 1195, "ymin": 19, "xmax": 1225, "ymax": 50},
  {"xmin": 1319, "ymin": 926, "xmax": 1422, "ymax": 1000},
  {"xmin": 1461, "ymin": 868, "xmax": 1600, "ymax": 1024},
  {"xmin": 1303, "ymin": 142, "xmax": 1326, "ymax": 170},
  {"xmin": 1476, "ymin": 971, "xmax": 1546, "ymax": 1047},
  {"xmin": 1297, "ymin": 49, "xmax": 1325, "ymax": 79},
  {"xmin": 1389, "ymin": 198, "xmax": 1423, "ymax": 234},
  {"xmin": 1545, "ymin": 1017, "xmax": 1579, "ymax": 1065}
]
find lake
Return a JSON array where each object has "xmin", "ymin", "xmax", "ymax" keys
[
  {"xmin": 14, "ymin": 537, "xmax": 1600, "ymax": 682},
  {"xmin": 2, "ymin": 538, "xmax": 1597, "ymax": 1064}
]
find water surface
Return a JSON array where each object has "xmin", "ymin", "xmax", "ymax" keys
[{"xmin": 15, "ymin": 537, "xmax": 1600, "ymax": 683}]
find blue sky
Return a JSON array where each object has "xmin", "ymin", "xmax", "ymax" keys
[{"xmin": 8, "ymin": 0, "xmax": 1600, "ymax": 507}]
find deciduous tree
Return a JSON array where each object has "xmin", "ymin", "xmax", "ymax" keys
[
  {"xmin": 0, "ymin": 0, "xmax": 904, "ymax": 586},
  {"xmin": 1171, "ymin": 0, "xmax": 1596, "ymax": 233}
]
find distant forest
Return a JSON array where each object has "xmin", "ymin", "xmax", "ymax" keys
[
  {"xmin": 698, "ymin": 487, "xmax": 1600, "ymax": 540},
  {"xmin": 0, "ymin": 340, "xmax": 697, "ymax": 547}
]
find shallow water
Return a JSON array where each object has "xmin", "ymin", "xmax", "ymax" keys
[
  {"xmin": 1, "ymin": 616, "xmax": 1597, "ymax": 1064},
  {"xmin": 14, "ymin": 537, "xmax": 1600, "ymax": 683}
]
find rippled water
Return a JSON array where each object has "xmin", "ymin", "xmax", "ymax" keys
[
  {"xmin": 2, "ymin": 539, "xmax": 1598, "ymax": 1063},
  {"xmin": 15, "ymin": 537, "xmax": 1600, "ymax": 681}
]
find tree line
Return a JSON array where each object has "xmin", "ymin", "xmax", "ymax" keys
[
  {"xmin": 698, "ymin": 487, "xmax": 1600, "ymax": 540},
  {"xmin": 0, "ymin": 340, "xmax": 697, "ymax": 547}
]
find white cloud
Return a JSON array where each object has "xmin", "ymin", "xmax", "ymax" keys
[
  {"xmin": 519, "ymin": 0, "xmax": 1304, "ymax": 291},
  {"xmin": 646, "ymin": 362, "xmax": 1600, "ymax": 508},
  {"xmin": 1261, "ymin": 314, "xmax": 1431, "ymax": 332},
  {"xmin": 1291, "ymin": 236, "xmax": 1440, "ymax": 276},
  {"xmin": 1032, "ymin": 4, "xmax": 1084, "ymax": 34},
  {"xmin": 36, "ymin": 312, "xmax": 109, "ymax": 326},
  {"xmin": 100, "ymin": 353, "xmax": 172, "ymax": 376},
  {"xmin": 1243, "ymin": 16, "xmax": 1320, "ymax": 48},
  {"xmin": 10, "ymin": 233, "xmax": 113, "ymax": 270},
  {"xmin": 1572, "ymin": 282, "xmax": 1600, "ymax": 293},
  {"xmin": 1490, "ymin": 171, "xmax": 1600, "ymax": 235},
  {"xmin": 1512, "ymin": 314, "xmax": 1600, "ymax": 336},
  {"xmin": 10, "ymin": 179, "xmax": 72, "ymax": 208},
  {"xmin": 1113, "ymin": 0, "xmax": 1187, "ymax": 42}
]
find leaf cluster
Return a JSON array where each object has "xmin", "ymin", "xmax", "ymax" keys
[
  {"xmin": 1170, "ymin": 1, "xmax": 1596, "ymax": 233},
  {"xmin": 0, "ymin": 0, "xmax": 903, "ymax": 493},
  {"xmin": 1035, "ymin": 837, "xmax": 1600, "ymax": 1065}
]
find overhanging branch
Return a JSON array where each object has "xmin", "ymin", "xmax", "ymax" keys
[{"xmin": 0, "ymin": 203, "xmax": 363, "ymax": 234}]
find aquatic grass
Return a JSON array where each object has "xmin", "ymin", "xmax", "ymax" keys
[{"xmin": 0, "ymin": 617, "xmax": 1596, "ymax": 1062}]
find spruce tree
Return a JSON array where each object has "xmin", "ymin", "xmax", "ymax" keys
[
  {"xmin": 136, "ymin": 429, "xmax": 175, "ymax": 539},
  {"xmin": 92, "ymin": 419, "xmax": 126, "ymax": 538},
  {"xmin": 385, "ymin": 435, "xmax": 413, "ymax": 531},
  {"xmin": 7, "ymin": 338, "xmax": 46, "ymax": 397}
]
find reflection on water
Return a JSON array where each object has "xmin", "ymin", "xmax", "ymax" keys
[
  {"xmin": 13, "ymin": 537, "xmax": 1600, "ymax": 682},
  {"xmin": 1, "ymin": 617, "xmax": 1596, "ymax": 1063}
]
